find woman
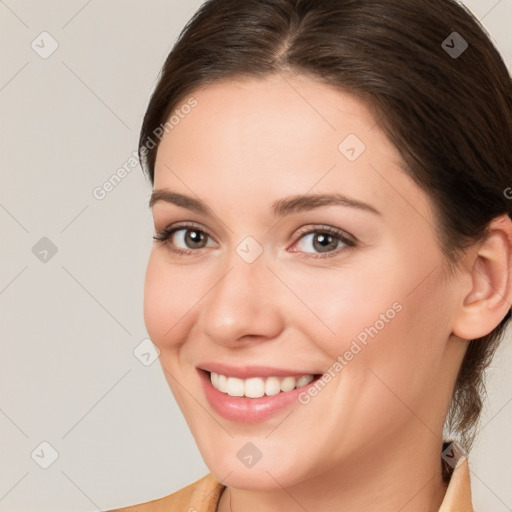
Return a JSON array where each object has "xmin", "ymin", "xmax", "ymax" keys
[{"xmin": 109, "ymin": 0, "xmax": 512, "ymax": 510}]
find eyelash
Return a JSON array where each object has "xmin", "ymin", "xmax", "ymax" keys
[{"xmin": 152, "ymin": 222, "xmax": 358, "ymax": 259}]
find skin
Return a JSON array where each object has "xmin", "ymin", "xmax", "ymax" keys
[{"xmin": 143, "ymin": 73, "xmax": 512, "ymax": 512}]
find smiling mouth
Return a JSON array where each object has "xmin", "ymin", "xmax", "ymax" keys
[{"xmin": 207, "ymin": 370, "xmax": 323, "ymax": 399}]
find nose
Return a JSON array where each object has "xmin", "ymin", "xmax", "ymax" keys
[{"xmin": 197, "ymin": 250, "xmax": 285, "ymax": 347}]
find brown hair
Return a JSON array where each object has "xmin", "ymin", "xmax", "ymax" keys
[{"xmin": 139, "ymin": 0, "xmax": 512, "ymax": 466}]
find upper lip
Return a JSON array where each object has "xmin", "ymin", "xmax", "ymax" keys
[{"xmin": 197, "ymin": 362, "xmax": 321, "ymax": 379}]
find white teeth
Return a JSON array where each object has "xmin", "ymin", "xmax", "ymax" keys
[
  {"xmin": 226, "ymin": 377, "xmax": 244, "ymax": 397},
  {"xmin": 217, "ymin": 374, "xmax": 228, "ymax": 393},
  {"xmin": 296, "ymin": 375, "xmax": 314, "ymax": 387},
  {"xmin": 245, "ymin": 377, "xmax": 265, "ymax": 398},
  {"xmin": 209, "ymin": 372, "xmax": 316, "ymax": 398},
  {"xmin": 265, "ymin": 376, "xmax": 281, "ymax": 396},
  {"xmin": 280, "ymin": 376, "xmax": 296, "ymax": 392}
]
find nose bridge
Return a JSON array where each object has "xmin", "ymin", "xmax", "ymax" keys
[{"xmin": 199, "ymin": 238, "xmax": 283, "ymax": 344}]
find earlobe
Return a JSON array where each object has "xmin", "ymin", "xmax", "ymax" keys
[{"xmin": 452, "ymin": 214, "xmax": 512, "ymax": 341}]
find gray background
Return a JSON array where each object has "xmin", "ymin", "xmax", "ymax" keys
[{"xmin": 0, "ymin": 1, "xmax": 511, "ymax": 510}]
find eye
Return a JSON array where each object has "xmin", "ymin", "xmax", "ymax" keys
[
  {"xmin": 153, "ymin": 222, "xmax": 216, "ymax": 255},
  {"xmin": 153, "ymin": 222, "xmax": 357, "ymax": 259},
  {"xmin": 291, "ymin": 225, "xmax": 357, "ymax": 258}
]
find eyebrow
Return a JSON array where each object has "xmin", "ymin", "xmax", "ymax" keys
[{"xmin": 149, "ymin": 189, "xmax": 381, "ymax": 217}]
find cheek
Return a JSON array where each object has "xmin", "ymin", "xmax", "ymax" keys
[
  {"xmin": 287, "ymin": 266, "xmax": 449, "ymax": 450},
  {"xmin": 327, "ymin": 268, "xmax": 450, "ymax": 425},
  {"xmin": 276, "ymin": 259, "xmax": 404, "ymax": 360},
  {"xmin": 283, "ymin": 255, "xmax": 448, "ymax": 390},
  {"xmin": 143, "ymin": 253, "xmax": 200, "ymax": 410},
  {"xmin": 143, "ymin": 251, "xmax": 197, "ymax": 350}
]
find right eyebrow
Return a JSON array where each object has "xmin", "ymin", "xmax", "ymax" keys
[{"xmin": 149, "ymin": 190, "xmax": 215, "ymax": 217}]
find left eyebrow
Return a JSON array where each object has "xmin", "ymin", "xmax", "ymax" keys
[
  {"xmin": 271, "ymin": 192, "xmax": 381, "ymax": 217},
  {"xmin": 149, "ymin": 190, "xmax": 381, "ymax": 217}
]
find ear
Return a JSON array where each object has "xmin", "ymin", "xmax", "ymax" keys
[{"xmin": 452, "ymin": 214, "xmax": 512, "ymax": 340}]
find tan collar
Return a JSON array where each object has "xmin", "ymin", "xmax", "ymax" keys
[{"xmin": 438, "ymin": 455, "xmax": 474, "ymax": 511}]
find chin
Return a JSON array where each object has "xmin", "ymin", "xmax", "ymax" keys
[{"xmin": 204, "ymin": 450, "xmax": 311, "ymax": 491}]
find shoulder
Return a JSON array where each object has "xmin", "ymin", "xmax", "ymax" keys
[{"xmin": 106, "ymin": 473, "xmax": 225, "ymax": 512}]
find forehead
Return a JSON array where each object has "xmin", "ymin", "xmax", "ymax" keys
[
  {"xmin": 164, "ymin": 76, "xmax": 384, "ymax": 150},
  {"xmin": 153, "ymin": 74, "xmax": 432, "ymax": 228}
]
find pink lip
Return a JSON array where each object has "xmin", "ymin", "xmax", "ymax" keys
[
  {"xmin": 197, "ymin": 362, "xmax": 319, "ymax": 379},
  {"xmin": 197, "ymin": 368, "xmax": 321, "ymax": 424}
]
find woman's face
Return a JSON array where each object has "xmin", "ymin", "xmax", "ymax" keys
[{"xmin": 144, "ymin": 74, "xmax": 467, "ymax": 489}]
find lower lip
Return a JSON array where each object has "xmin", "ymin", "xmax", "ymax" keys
[{"xmin": 198, "ymin": 369, "xmax": 320, "ymax": 424}]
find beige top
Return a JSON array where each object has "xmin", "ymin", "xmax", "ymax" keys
[{"xmin": 107, "ymin": 454, "xmax": 473, "ymax": 512}]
